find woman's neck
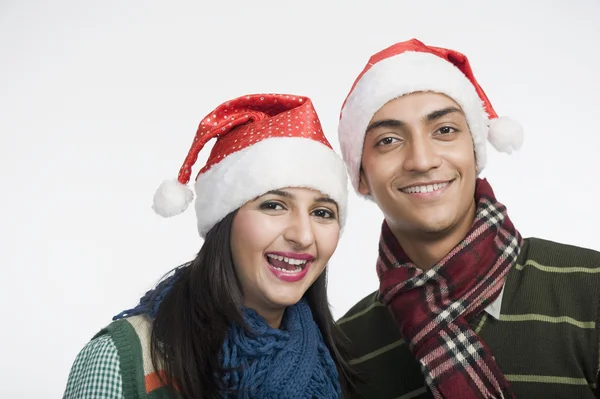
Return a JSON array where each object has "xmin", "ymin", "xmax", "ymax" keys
[
  {"xmin": 245, "ymin": 301, "xmax": 285, "ymax": 329},
  {"xmin": 262, "ymin": 311, "xmax": 284, "ymax": 329}
]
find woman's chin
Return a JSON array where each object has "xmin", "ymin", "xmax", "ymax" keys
[{"xmin": 264, "ymin": 287, "xmax": 305, "ymax": 309}]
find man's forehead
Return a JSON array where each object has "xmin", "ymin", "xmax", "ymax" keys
[
  {"xmin": 375, "ymin": 92, "xmax": 462, "ymax": 116},
  {"xmin": 368, "ymin": 97, "xmax": 465, "ymax": 132}
]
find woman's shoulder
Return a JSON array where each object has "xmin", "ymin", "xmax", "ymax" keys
[
  {"xmin": 63, "ymin": 315, "xmax": 154, "ymax": 399},
  {"xmin": 63, "ymin": 334, "xmax": 124, "ymax": 398}
]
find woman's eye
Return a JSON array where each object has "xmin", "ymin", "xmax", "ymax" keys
[
  {"xmin": 260, "ymin": 202, "xmax": 285, "ymax": 211},
  {"xmin": 312, "ymin": 209, "xmax": 335, "ymax": 219}
]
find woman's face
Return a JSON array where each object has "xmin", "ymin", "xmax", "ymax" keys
[{"xmin": 230, "ymin": 187, "xmax": 340, "ymax": 318}]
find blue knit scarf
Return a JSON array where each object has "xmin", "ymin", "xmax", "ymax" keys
[
  {"xmin": 221, "ymin": 299, "xmax": 341, "ymax": 398},
  {"xmin": 114, "ymin": 265, "xmax": 341, "ymax": 398}
]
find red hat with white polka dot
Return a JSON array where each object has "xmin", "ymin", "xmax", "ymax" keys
[{"xmin": 152, "ymin": 93, "xmax": 348, "ymax": 238}]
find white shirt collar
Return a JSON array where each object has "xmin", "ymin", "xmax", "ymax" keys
[{"xmin": 483, "ymin": 280, "xmax": 505, "ymax": 320}]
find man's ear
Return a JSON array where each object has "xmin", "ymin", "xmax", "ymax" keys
[
  {"xmin": 357, "ymin": 168, "xmax": 370, "ymax": 196},
  {"xmin": 472, "ymin": 144, "xmax": 479, "ymax": 174}
]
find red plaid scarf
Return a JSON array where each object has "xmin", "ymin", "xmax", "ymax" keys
[{"xmin": 378, "ymin": 178, "xmax": 522, "ymax": 399}]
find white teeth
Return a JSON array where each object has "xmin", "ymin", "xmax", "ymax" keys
[
  {"xmin": 271, "ymin": 265, "xmax": 304, "ymax": 273},
  {"xmin": 266, "ymin": 254, "xmax": 308, "ymax": 266},
  {"xmin": 401, "ymin": 182, "xmax": 449, "ymax": 194}
]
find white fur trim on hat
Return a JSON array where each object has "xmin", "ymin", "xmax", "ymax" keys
[
  {"xmin": 193, "ymin": 137, "xmax": 349, "ymax": 238},
  {"xmin": 338, "ymin": 51, "xmax": 490, "ymax": 193}
]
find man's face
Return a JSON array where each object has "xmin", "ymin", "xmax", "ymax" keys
[{"xmin": 359, "ymin": 91, "xmax": 477, "ymax": 239}]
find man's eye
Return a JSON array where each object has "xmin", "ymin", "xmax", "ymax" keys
[
  {"xmin": 377, "ymin": 137, "xmax": 398, "ymax": 146},
  {"xmin": 436, "ymin": 126, "xmax": 456, "ymax": 135}
]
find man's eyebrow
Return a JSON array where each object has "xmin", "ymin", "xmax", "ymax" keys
[
  {"xmin": 366, "ymin": 119, "xmax": 405, "ymax": 133},
  {"xmin": 365, "ymin": 106, "xmax": 463, "ymax": 133},
  {"xmin": 425, "ymin": 106, "xmax": 462, "ymax": 122}
]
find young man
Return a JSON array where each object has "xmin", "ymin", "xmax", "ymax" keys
[{"xmin": 336, "ymin": 39, "xmax": 600, "ymax": 399}]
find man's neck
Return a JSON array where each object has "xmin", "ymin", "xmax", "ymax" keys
[{"xmin": 389, "ymin": 206, "xmax": 477, "ymax": 271}]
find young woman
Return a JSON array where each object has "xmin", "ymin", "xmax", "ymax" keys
[{"xmin": 63, "ymin": 94, "xmax": 358, "ymax": 399}]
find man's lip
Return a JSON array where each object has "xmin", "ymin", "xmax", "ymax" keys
[
  {"xmin": 398, "ymin": 179, "xmax": 453, "ymax": 190},
  {"xmin": 265, "ymin": 251, "xmax": 316, "ymax": 261}
]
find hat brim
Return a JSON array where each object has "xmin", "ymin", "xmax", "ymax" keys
[{"xmin": 194, "ymin": 137, "xmax": 349, "ymax": 238}]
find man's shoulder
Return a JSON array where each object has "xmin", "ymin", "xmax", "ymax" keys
[
  {"xmin": 523, "ymin": 236, "xmax": 600, "ymax": 268},
  {"xmin": 336, "ymin": 290, "xmax": 398, "ymax": 339},
  {"xmin": 516, "ymin": 237, "xmax": 600, "ymax": 315},
  {"xmin": 338, "ymin": 290, "xmax": 381, "ymax": 321}
]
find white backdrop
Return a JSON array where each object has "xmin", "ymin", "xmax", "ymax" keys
[{"xmin": 2, "ymin": 1, "xmax": 600, "ymax": 397}]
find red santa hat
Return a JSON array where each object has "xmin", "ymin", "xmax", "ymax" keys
[
  {"xmin": 338, "ymin": 38, "xmax": 524, "ymax": 192},
  {"xmin": 152, "ymin": 93, "xmax": 348, "ymax": 238}
]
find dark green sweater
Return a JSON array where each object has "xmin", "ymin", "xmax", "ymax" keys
[{"xmin": 338, "ymin": 238, "xmax": 600, "ymax": 398}]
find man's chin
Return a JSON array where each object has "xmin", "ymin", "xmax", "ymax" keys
[
  {"xmin": 394, "ymin": 216, "xmax": 456, "ymax": 238},
  {"xmin": 416, "ymin": 220, "xmax": 454, "ymax": 235}
]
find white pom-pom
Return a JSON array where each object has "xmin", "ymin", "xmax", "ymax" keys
[
  {"xmin": 488, "ymin": 117, "xmax": 524, "ymax": 154},
  {"xmin": 152, "ymin": 179, "xmax": 194, "ymax": 218}
]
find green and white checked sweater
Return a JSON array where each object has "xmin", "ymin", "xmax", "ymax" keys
[
  {"xmin": 64, "ymin": 315, "xmax": 177, "ymax": 399},
  {"xmin": 338, "ymin": 237, "xmax": 600, "ymax": 398},
  {"xmin": 63, "ymin": 334, "xmax": 123, "ymax": 398}
]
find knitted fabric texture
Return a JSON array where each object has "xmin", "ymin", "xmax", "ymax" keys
[
  {"xmin": 113, "ymin": 267, "xmax": 341, "ymax": 398},
  {"xmin": 378, "ymin": 178, "xmax": 523, "ymax": 399},
  {"xmin": 221, "ymin": 298, "xmax": 341, "ymax": 398}
]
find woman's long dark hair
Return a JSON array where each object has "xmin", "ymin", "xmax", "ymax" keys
[{"xmin": 150, "ymin": 211, "xmax": 359, "ymax": 398}]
